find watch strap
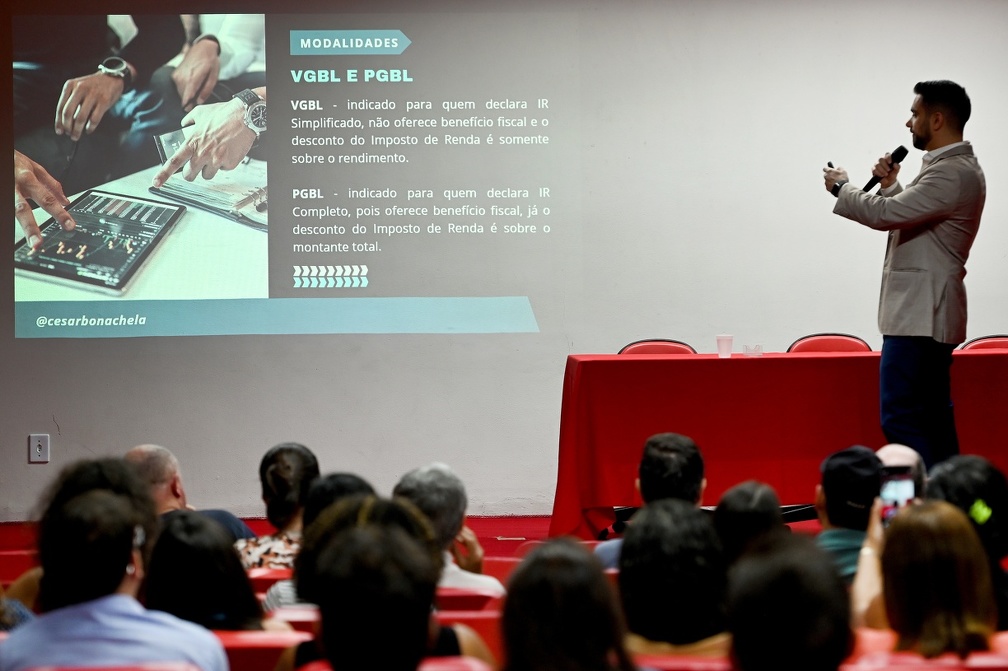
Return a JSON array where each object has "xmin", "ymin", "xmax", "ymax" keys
[{"xmin": 234, "ymin": 88, "xmax": 262, "ymax": 108}]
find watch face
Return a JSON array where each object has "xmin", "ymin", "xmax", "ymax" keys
[
  {"xmin": 101, "ymin": 56, "xmax": 127, "ymax": 75},
  {"xmin": 248, "ymin": 102, "xmax": 267, "ymax": 132}
]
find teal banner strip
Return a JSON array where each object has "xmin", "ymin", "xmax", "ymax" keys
[
  {"xmin": 15, "ymin": 297, "xmax": 539, "ymax": 338},
  {"xmin": 290, "ymin": 30, "xmax": 411, "ymax": 55}
]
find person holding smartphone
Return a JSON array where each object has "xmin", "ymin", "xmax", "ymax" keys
[{"xmin": 814, "ymin": 446, "xmax": 884, "ymax": 585}]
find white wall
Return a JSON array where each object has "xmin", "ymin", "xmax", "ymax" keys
[{"xmin": 3, "ymin": 0, "xmax": 1006, "ymax": 520}]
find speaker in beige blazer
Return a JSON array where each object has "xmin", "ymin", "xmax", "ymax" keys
[{"xmin": 833, "ymin": 142, "xmax": 985, "ymax": 345}]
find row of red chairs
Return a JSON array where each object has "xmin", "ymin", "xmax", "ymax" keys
[
  {"xmin": 10, "ymin": 620, "xmax": 1008, "ymax": 671},
  {"xmin": 618, "ymin": 333, "xmax": 1008, "ymax": 355}
]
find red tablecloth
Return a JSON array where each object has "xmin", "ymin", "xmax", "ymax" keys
[{"xmin": 549, "ymin": 350, "xmax": 1008, "ymax": 539}]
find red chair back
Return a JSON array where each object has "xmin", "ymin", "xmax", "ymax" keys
[
  {"xmin": 480, "ymin": 557, "xmax": 522, "ymax": 585},
  {"xmin": 0, "ymin": 549, "xmax": 39, "ymax": 588},
  {"xmin": 841, "ymin": 651, "xmax": 1008, "ymax": 670},
  {"xmin": 960, "ymin": 335, "xmax": 1008, "ymax": 350},
  {"xmin": 787, "ymin": 333, "xmax": 872, "ymax": 353},
  {"xmin": 214, "ymin": 629, "xmax": 312, "ymax": 671},
  {"xmin": 435, "ymin": 587, "xmax": 502, "ymax": 611},
  {"xmin": 247, "ymin": 567, "xmax": 293, "ymax": 593},
  {"xmin": 297, "ymin": 657, "xmax": 493, "ymax": 671},
  {"xmin": 435, "ymin": 610, "xmax": 503, "ymax": 664},
  {"xmin": 619, "ymin": 339, "xmax": 697, "ymax": 355}
]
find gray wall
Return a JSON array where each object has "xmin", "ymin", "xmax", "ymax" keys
[{"xmin": 3, "ymin": 0, "xmax": 1006, "ymax": 520}]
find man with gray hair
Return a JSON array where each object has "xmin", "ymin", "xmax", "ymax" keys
[
  {"xmin": 393, "ymin": 462, "xmax": 505, "ymax": 597},
  {"xmin": 124, "ymin": 444, "xmax": 255, "ymax": 542}
]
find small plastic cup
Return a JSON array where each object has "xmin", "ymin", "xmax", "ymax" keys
[{"xmin": 716, "ymin": 334, "xmax": 733, "ymax": 358}]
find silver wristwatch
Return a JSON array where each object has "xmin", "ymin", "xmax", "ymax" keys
[
  {"xmin": 233, "ymin": 89, "xmax": 266, "ymax": 137},
  {"xmin": 98, "ymin": 56, "xmax": 133, "ymax": 92}
]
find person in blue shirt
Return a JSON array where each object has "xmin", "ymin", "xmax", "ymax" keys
[{"xmin": 0, "ymin": 458, "xmax": 227, "ymax": 671}]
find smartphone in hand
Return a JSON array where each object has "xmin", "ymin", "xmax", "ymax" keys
[{"xmin": 880, "ymin": 465, "xmax": 915, "ymax": 526}]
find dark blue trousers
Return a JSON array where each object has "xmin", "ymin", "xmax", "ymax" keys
[{"xmin": 879, "ymin": 335, "xmax": 958, "ymax": 468}]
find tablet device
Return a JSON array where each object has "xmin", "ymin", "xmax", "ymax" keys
[{"xmin": 14, "ymin": 190, "xmax": 185, "ymax": 295}]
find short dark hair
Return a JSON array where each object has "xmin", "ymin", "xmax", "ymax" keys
[
  {"xmin": 914, "ymin": 80, "xmax": 971, "ymax": 133},
  {"xmin": 39, "ymin": 489, "xmax": 147, "ymax": 611},
  {"xmin": 316, "ymin": 525, "xmax": 440, "ymax": 671},
  {"xmin": 303, "ymin": 472, "xmax": 376, "ymax": 529},
  {"xmin": 637, "ymin": 433, "xmax": 704, "ymax": 504},
  {"xmin": 503, "ymin": 538, "xmax": 636, "ymax": 671},
  {"xmin": 728, "ymin": 535, "xmax": 852, "ymax": 671},
  {"xmin": 619, "ymin": 499, "xmax": 728, "ymax": 645},
  {"xmin": 146, "ymin": 511, "xmax": 264, "ymax": 630},
  {"xmin": 36, "ymin": 458, "xmax": 158, "ymax": 612},
  {"xmin": 714, "ymin": 480, "xmax": 786, "ymax": 564},
  {"xmin": 393, "ymin": 463, "xmax": 467, "ymax": 550},
  {"xmin": 258, "ymin": 442, "xmax": 320, "ymax": 530}
]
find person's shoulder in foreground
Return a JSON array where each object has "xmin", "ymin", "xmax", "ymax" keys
[{"xmin": 0, "ymin": 589, "xmax": 226, "ymax": 671}]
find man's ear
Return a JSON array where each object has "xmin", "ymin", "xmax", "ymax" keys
[
  {"xmin": 170, "ymin": 473, "xmax": 186, "ymax": 503},
  {"xmin": 118, "ymin": 547, "xmax": 145, "ymax": 596},
  {"xmin": 930, "ymin": 110, "xmax": 945, "ymax": 132},
  {"xmin": 697, "ymin": 477, "xmax": 707, "ymax": 506},
  {"xmin": 130, "ymin": 547, "xmax": 145, "ymax": 582},
  {"xmin": 634, "ymin": 477, "xmax": 640, "ymax": 494},
  {"xmin": 815, "ymin": 483, "xmax": 826, "ymax": 511}
]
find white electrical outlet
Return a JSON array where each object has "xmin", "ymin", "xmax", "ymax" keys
[{"xmin": 29, "ymin": 434, "xmax": 50, "ymax": 463}]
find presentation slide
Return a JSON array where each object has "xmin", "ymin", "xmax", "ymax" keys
[{"xmin": 13, "ymin": 10, "xmax": 570, "ymax": 337}]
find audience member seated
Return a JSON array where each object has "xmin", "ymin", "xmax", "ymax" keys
[
  {"xmin": 262, "ymin": 472, "xmax": 375, "ymax": 612},
  {"xmin": 727, "ymin": 534, "xmax": 852, "ymax": 671},
  {"xmin": 125, "ymin": 444, "xmax": 256, "ymax": 542},
  {"xmin": 145, "ymin": 510, "xmax": 290, "ymax": 631},
  {"xmin": 393, "ymin": 463, "xmax": 506, "ymax": 597},
  {"xmin": 502, "ymin": 537, "xmax": 636, "ymax": 671},
  {"xmin": 595, "ymin": 432, "xmax": 707, "ymax": 569},
  {"xmin": 236, "ymin": 442, "xmax": 320, "ymax": 569},
  {"xmin": 315, "ymin": 525, "xmax": 442, "ymax": 671},
  {"xmin": 851, "ymin": 499, "xmax": 997, "ymax": 660},
  {"xmin": 927, "ymin": 455, "xmax": 1008, "ymax": 631},
  {"xmin": 814, "ymin": 445, "xmax": 883, "ymax": 584},
  {"xmin": 713, "ymin": 480, "xmax": 787, "ymax": 565},
  {"xmin": 619, "ymin": 499, "xmax": 731, "ymax": 657},
  {"xmin": 0, "ymin": 458, "xmax": 226, "ymax": 671},
  {"xmin": 273, "ymin": 495, "xmax": 495, "ymax": 671}
]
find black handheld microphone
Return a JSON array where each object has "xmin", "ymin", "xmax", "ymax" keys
[{"xmin": 863, "ymin": 145, "xmax": 909, "ymax": 191}]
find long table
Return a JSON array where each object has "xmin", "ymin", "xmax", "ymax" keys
[{"xmin": 549, "ymin": 350, "xmax": 1008, "ymax": 539}]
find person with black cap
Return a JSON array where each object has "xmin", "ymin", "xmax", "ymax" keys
[{"xmin": 814, "ymin": 445, "xmax": 883, "ymax": 584}]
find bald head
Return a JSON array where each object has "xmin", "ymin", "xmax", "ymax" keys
[
  {"xmin": 876, "ymin": 443, "xmax": 927, "ymax": 498},
  {"xmin": 124, "ymin": 444, "xmax": 186, "ymax": 512}
]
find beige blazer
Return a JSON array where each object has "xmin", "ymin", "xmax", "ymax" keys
[{"xmin": 834, "ymin": 143, "xmax": 985, "ymax": 344}]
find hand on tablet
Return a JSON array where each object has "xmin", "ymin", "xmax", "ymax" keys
[{"xmin": 14, "ymin": 150, "xmax": 75, "ymax": 250}]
